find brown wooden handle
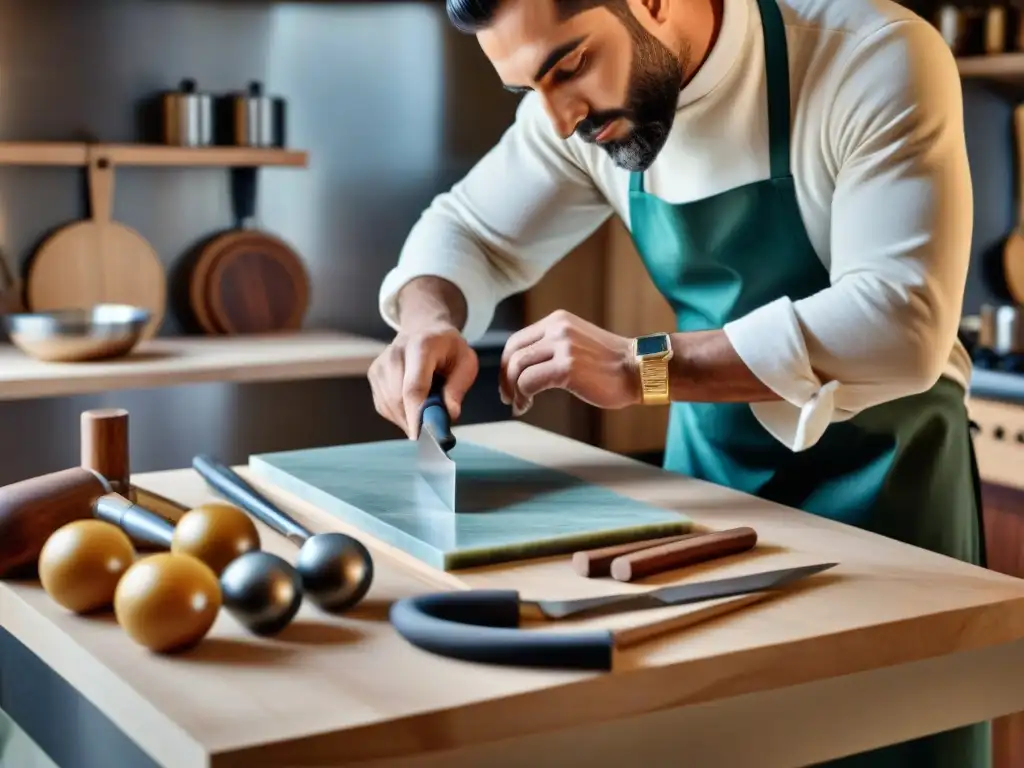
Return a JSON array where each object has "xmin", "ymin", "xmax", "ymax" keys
[
  {"xmin": 609, "ymin": 527, "xmax": 758, "ymax": 583},
  {"xmin": 571, "ymin": 532, "xmax": 702, "ymax": 578},
  {"xmin": 0, "ymin": 467, "xmax": 110, "ymax": 578},
  {"xmin": 1016, "ymin": 104, "xmax": 1024, "ymax": 226},
  {"xmin": 81, "ymin": 408, "xmax": 131, "ymax": 499}
]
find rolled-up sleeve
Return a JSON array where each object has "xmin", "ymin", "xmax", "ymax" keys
[
  {"xmin": 723, "ymin": 18, "xmax": 972, "ymax": 451},
  {"xmin": 379, "ymin": 93, "xmax": 613, "ymax": 343}
]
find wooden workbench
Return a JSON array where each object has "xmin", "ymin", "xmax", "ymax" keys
[{"xmin": 3, "ymin": 421, "xmax": 1024, "ymax": 767}]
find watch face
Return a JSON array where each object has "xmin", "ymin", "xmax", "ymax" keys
[{"xmin": 636, "ymin": 334, "xmax": 669, "ymax": 356}]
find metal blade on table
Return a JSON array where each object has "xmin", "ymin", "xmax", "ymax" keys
[
  {"xmin": 417, "ymin": 427, "xmax": 456, "ymax": 511},
  {"xmin": 415, "ymin": 374, "xmax": 458, "ymax": 511},
  {"xmin": 526, "ymin": 562, "xmax": 838, "ymax": 620}
]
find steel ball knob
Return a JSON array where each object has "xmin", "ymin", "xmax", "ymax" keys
[
  {"xmin": 220, "ymin": 551, "xmax": 303, "ymax": 636},
  {"xmin": 296, "ymin": 533, "xmax": 373, "ymax": 613}
]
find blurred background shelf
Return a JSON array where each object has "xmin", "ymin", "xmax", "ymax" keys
[
  {"xmin": 958, "ymin": 53, "xmax": 1024, "ymax": 79},
  {"xmin": 0, "ymin": 331, "xmax": 384, "ymax": 401},
  {"xmin": 0, "ymin": 142, "xmax": 308, "ymax": 167}
]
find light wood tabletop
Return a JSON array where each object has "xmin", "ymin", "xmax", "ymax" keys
[{"xmin": 3, "ymin": 421, "xmax": 1024, "ymax": 767}]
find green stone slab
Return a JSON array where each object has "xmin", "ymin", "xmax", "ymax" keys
[{"xmin": 249, "ymin": 439, "xmax": 692, "ymax": 571}]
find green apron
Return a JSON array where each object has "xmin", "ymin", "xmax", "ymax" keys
[{"xmin": 626, "ymin": 0, "xmax": 990, "ymax": 764}]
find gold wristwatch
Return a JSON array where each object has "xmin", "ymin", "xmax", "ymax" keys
[{"xmin": 633, "ymin": 332, "xmax": 673, "ymax": 406}]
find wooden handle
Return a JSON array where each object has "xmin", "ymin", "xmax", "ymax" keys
[
  {"xmin": 86, "ymin": 147, "xmax": 113, "ymax": 223},
  {"xmin": 572, "ymin": 532, "xmax": 702, "ymax": 578},
  {"xmin": 1016, "ymin": 104, "xmax": 1024, "ymax": 226},
  {"xmin": 613, "ymin": 591, "xmax": 773, "ymax": 651},
  {"xmin": 81, "ymin": 408, "xmax": 131, "ymax": 499},
  {"xmin": 0, "ymin": 467, "xmax": 110, "ymax": 578},
  {"xmin": 609, "ymin": 527, "xmax": 758, "ymax": 583}
]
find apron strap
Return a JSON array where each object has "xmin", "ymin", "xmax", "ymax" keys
[
  {"xmin": 630, "ymin": 169, "xmax": 644, "ymax": 194},
  {"xmin": 756, "ymin": 0, "xmax": 793, "ymax": 181}
]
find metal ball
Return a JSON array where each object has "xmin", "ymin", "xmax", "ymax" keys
[
  {"xmin": 220, "ymin": 551, "xmax": 303, "ymax": 636},
  {"xmin": 295, "ymin": 533, "xmax": 373, "ymax": 613}
]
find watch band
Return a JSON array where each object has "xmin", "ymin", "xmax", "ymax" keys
[{"xmin": 638, "ymin": 357, "xmax": 670, "ymax": 405}]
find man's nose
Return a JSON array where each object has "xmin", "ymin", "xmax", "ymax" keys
[{"xmin": 541, "ymin": 92, "xmax": 586, "ymax": 140}]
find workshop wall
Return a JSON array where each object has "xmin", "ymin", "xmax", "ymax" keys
[{"xmin": 0, "ymin": 0, "xmax": 519, "ymax": 483}]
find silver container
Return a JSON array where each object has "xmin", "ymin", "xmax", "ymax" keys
[
  {"xmin": 995, "ymin": 305, "xmax": 1024, "ymax": 356},
  {"xmin": 220, "ymin": 81, "xmax": 286, "ymax": 148},
  {"xmin": 3, "ymin": 304, "xmax": 151, "ymax": 363},
  {"xmin": 162, "ymin": 78, "xmax": 214, "ymax": 147}
]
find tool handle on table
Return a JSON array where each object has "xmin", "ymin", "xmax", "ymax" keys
[
  {"xmin": 0, "ymin": 467, "xmax": 111, "ymax": 578},
  {"xmin": 81, "ymin": 408, "xmax": 132, "ymax": 499},
  {"xmin": 572, "ymin": 532, "xmax": 701, "ymax": 578},
  {"xmin": 192, "ymin": 454, "xmax": 310, "ymax": 544},
  {"xmin": 389, "ymin": 590, "xmax": 614, "ymax": 671},
  {"xmin": 420, "ymin": 375, "xmax": 456, "ymax": 452},
  {"xmin": 610, "ymin": 526, "xmax": 758, "ymax": 583},
  {"xmin": 93, "ymin": 492, "xmax": 174, "ymax": 549}
]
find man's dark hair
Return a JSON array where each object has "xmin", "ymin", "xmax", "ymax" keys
[{"xmin": 446, "ymin": 0, "xmax": 624, "ymax": 33}]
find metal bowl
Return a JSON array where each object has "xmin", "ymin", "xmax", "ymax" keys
[{"xmin": 3, "ymin": 304, "xmax": 152, "ymax": 363}]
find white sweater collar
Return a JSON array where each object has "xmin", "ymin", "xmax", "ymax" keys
[{"xmin": 677, "ymin": 0, "xmax": 751, "ymax": 109}]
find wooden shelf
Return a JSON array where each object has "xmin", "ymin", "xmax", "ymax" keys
[
  {"xmin": 957, "ymin": 53, "xmax": 1024, "ymax": 79},
  {"xmin": 0, "ymin": 330, "xmax": 385, "ymax": 401},
  {"xmin": 0, "ymin": 142, "xmax": 308, "ymax": 168}
]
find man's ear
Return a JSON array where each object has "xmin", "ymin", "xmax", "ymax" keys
[{"xmin": 630, "ymin": 0, "xmax": 670, "ymax": 24}]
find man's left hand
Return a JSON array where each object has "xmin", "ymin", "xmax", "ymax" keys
[{"xmin": 500, "ymin": 310, "xmax": 640, "ymax": 415}]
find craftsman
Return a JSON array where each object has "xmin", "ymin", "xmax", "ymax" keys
[{"xmin": 369, "ymin": 0, "xmax": 984, "ymax": 764}]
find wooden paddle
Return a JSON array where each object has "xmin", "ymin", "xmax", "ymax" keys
[
  {"xmin": 187, "ymin": 168, "xmax": 308, "ymax": 335},
  {"xmin": 1005, "ymin": 104, "xmax": 1024, "ymax": 304},
  {"xmin": 0, "ymin": 246, "xmax": 23, "ymax": 315},
  {"xmin": 26, "ymin": 146, "xmax": 166, "ymax": 339}
]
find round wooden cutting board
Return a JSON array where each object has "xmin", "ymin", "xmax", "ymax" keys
[
  {"xmin": 1005, "ymin": 104, "xmax": 1024, "ymax": 304},
  {"xmin": 206, "ymin": 230, "xmax": 309, "ymax": 334},
  {"xmin": 26, "ymin": 150, "xmax": 166, "ymax": 339},
  {"xmin": 185, "ymin": 166, "xmax": 309, "ymax": 335}
]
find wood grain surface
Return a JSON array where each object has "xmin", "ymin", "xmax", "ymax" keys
[
  {"xmin": 1, "ymin": 421, "xmax": 1023, "ymax": 767},
  {"xmin": 25, "ymin": 147, "xmax": 166, "ymax": 339},
  {"xmin": 206, "ymin": 230, "xmax": 309, "ymax": 334}
]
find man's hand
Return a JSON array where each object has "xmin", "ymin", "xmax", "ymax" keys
[
  {"xmin": 368, "ymin": 324, "xmax": 479, "ymax": 439},
  {"xmin": 500, "ymin": 310, "xmax": 639, "ymax": 415}
]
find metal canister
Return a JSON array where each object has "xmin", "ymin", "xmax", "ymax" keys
[
  {"xmin": 985, "ymin": 4, "xmax": 1008, "ymax": 55},
  {"xmin": 161, "ymin": 79, "xmax": 214, "ymax": 147},
  {"xmin": 220, "ymin": 81, "xmax": 286, "ymax": 148},
  {"xmin": 936, "ymin": 4, "xmax": 965, "ymax": 52},
  {"xmin": 995, "ymin": 305, "xmax": 1024, "ymax": 355}
]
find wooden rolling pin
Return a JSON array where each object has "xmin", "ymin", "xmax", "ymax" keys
[
  {"xmin": 0, "ymin": 467, "xmax": 110, "ymax": 578},
  {"xmin": 609, "ymin": 526, "xmax": 758, "ymax": 583},
  {"xmin": 572, "ymin": 532, "xmax": 702, "ymax": 578}
]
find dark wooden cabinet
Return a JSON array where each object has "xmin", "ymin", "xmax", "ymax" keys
[
  {"xmin": 970, "ymin": 396, "xmax": 1024, "ymax": 768},
  {"xmin": 981, "ymin": 481, "xmax": 1024, "ymax": 768}
]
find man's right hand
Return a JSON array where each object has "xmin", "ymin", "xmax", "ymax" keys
[{"xmin": 368, "ymin": 324, "xmax": 479, "ymax": 439}]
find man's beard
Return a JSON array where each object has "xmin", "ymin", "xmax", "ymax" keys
[{"xmin": 576, "ymin": 19, "xmax": 685, "ymax": 172}]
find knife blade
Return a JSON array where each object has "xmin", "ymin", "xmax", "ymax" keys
[
  {"xmin": 524, "ymin": 561, "xmax": 838, "ymax": 620},
  {"xmin": 416, "ymin": 374, "xmax": 457, "ymax": 511},
  {"xmin": 389, "ymin": 561, "xmax": 839, "ymax": 670}
]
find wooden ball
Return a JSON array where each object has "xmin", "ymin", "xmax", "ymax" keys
[
  {"xmin": 114, "ymin": 552, "xmax": 221, "ymax": 653},
  {"xmin": 38, "ymin": 520, "xmax": 136, "ymax": 614},
  {"xmin": 170, "ymin": 502, "xmax": 260, "ymax": 576}
]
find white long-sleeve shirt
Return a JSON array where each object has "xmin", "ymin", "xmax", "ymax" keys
[{"xmin": 379, "ymin": 0, "xmax": 974, "ymax": 452}]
